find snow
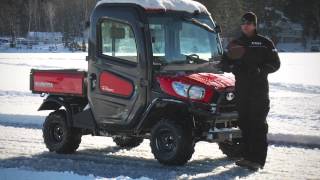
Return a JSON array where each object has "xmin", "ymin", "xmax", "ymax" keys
[
  {"xmin": 0, "ymin": 53, "xmax": 87, "ymax": 92},
  {"xmin": 0, "ymin": 124, "xmax": 319, "ymax": 179},
  {"xmin": 0, "ymin": 52, "xmax": 319, "ymax": 137},
  {"xmin": 0, "ymin": 168, "xmax": 151, "ymax": 180},
  {"xmin": 0, "ymin": 52, "xmax": 320, "ymax": 179},
  {"xmin": 96, "ymin": 0, "xmax": 209, "ymax": 14}
]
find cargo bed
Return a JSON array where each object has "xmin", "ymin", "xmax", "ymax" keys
[{"xmin": 30, "ymin": 69, "xmax": 87, "ymax": 97}]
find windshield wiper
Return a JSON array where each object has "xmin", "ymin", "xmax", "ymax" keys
[
  {"xmin": 168, "ymin": 54, "xmax": 207, "ymax": 65},
  {"xmin": 182, "ymin": 17, "xmax": 215, "ymax": 33}
]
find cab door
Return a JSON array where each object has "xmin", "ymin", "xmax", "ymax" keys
[{"xmin": 87, "ymin": 5, "xmax": 149, "ymax": 129}]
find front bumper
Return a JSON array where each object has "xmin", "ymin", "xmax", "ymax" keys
[
  {"xmin": 189, "ymin": 103, "xmax": 241, "ymax": 142},
  {"xmin": 207, "ymin": 112, "xmax": 241, "ymax": 142},
  {"xmin": 189, "ymin": 103, "xmax": 238, "ymax": 124},
  {"xmin": 205, "ymin": 127, "xmax": 242, "ymax": 142}
]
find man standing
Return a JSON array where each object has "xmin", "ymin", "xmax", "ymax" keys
[{"xmin": 221, "ymin": 12, "xmax": 280, "ymax": 170}]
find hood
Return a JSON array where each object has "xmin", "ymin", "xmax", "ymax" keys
[
  {"xmin": 158, "ymin": 73, "xmax": 235, "ymax": 92},
  {"xmin": 185, "ymin": 73, "xmax": 235, "ymax": 92}
]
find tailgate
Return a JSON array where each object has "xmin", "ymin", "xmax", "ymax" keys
[{"xmin": 30, "ymin": 69, "xmax": 86, "ymax": 97}]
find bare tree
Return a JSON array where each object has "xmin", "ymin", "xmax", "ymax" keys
[{"xmin": 46, "ymin": 1, "xmax": 56, "ymax": 33}]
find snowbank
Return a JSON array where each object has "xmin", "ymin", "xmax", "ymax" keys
[{"xmin": 96, "ymin": 0, "xmax": 209, "ymax": 14}]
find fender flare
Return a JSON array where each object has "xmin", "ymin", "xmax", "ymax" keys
[
  {"xmin": 135, "ymin": 98, "xmax": 190, "ymax": 133},
  {"xmin": 38, "ymin": 96, "xmax": 73, "ymax": 127}
]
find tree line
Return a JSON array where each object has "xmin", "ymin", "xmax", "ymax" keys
[
  {"xmin": 0, "ymin": 0, "xmax": 319, "ymax": 42},
  {"xmin": 0, "ymin": 0, "xmax": 95, "ymax": 42}
]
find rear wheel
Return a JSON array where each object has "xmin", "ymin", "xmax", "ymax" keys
[
  {"xmin": 43, "ymin": 110, "xmax": 82, "ymax": 154},
  {"xmin": 113, "ymin": 136, "xmax": 143, "ymax": 148},
  {"xmin": 150, "ymin": 120, "xmax": 194, "ymax": 165},
  {"xmin": 218, "ymin": 138, "xmax": 242, "ymax": 159}
]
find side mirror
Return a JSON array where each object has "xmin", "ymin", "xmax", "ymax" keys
[
  {"xmin": 111, "ymin": 27, "xmax": 125, "ymax": 39},
  {"xmin": 215, "ymin": 25, "xmax": 222, "ymax": 33}
]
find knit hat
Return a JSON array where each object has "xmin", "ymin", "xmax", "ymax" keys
[{"xmin": 241, "ymin": 12, "xmax": 257, "ymax": 26}]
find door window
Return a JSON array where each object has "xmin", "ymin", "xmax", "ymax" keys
[{"xmin": 100, "ymin": 19, "xmax": 138, "ymax": 63}]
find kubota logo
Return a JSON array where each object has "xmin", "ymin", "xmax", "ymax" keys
[
  {"xmin": 252, "ymin": 41, "xmax": 262, "ymax": 45},
  {"xmin": 101, "ymin": 85, "xmax": 114, "ymax": 92},
  {"xmin": 226, "ymin": 92, "xmax": 235, "ymax": 101},
  {"xmin": 35, "ymin": 82, "xmax": 54, "ymax": 88}
]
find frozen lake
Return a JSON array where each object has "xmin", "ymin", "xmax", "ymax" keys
[
  {"xmin": 269, "ymin": 53, "xmax": 320, "ymax": 86},
  {"xmin": 0, "ymin": 53, "xmax": 319, "ymax": 137},
  {"xmin": 0, "ymin": 53, "xmax": 319, "ymax": 179},
  {"xmin": 0, "ymin": 53, "xmax": 319, "ymax": 88}
]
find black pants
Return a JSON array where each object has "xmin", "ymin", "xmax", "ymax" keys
[{"xmin": 236, "ymin": 93, "xmax": 270, "ymax": 167}]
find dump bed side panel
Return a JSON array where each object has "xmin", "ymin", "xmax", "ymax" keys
[{"xmin": 30, "ymin": 69, "xmax": 86, "ymax": 97}]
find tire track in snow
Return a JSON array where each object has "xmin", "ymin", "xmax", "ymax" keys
[{"xmin": 0, "ymin": 125, "xmax": 319, "ymax": 179}]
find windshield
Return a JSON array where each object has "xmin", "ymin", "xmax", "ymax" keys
[{"xmin": 148, "ymin": 16, "xmax": 223, "ymax": 65}]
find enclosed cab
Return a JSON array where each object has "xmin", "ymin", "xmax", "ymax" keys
[{"xmin": 30, "ymin": 0, "xmax": 241, "ymax": 165}]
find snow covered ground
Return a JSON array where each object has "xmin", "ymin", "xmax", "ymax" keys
[
  {"xmin": 0, "ymin": 53, "xmax": 319, "ymax": 179},
  {"xmin": 0, "ymin": 168, "xmax": 150, "ymax": 180}
]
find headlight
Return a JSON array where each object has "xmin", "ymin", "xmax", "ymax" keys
[{"xmin": 172, "ymin": 81, "xmax": 205, "ymax": 100}]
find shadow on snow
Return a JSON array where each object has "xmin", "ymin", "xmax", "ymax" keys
[{"xmin": 0, "ymin": 146, "xmax": 253, "ymax": 179}]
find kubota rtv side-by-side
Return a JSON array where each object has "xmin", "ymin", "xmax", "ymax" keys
[{"xmin": 30, "ymin": 0, "xmax": 241, "ymax": 165}]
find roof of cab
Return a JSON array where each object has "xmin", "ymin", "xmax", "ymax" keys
[{"xmin": 96, "ymin": 0, "xmax": 210, "ymax": 14}]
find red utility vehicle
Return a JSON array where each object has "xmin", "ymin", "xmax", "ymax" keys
[{"xmin": 30, "ymin": 0, "xmax": 241, "ymax": 165}]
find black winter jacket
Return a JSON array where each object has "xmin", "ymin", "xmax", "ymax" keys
[{"xmin": 221, "ymin": 33, "xmax": 281, "ymax": 99}]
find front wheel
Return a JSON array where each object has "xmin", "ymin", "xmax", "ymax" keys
[
  {"xmin": 150, "ymin": 120, "xmax": 195, "ymax": 166},
  {"xmin": 43, "ymin": 110, "xmax": 82, "ymax": 154}
]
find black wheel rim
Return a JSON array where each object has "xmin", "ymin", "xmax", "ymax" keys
[
  {"xmin": 155, "ymin": 128, "xmax": 177, "ymax": 154},
  {"xmin": 50, "ymin": 123, "xmax": 64, "ymax": 143}
]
